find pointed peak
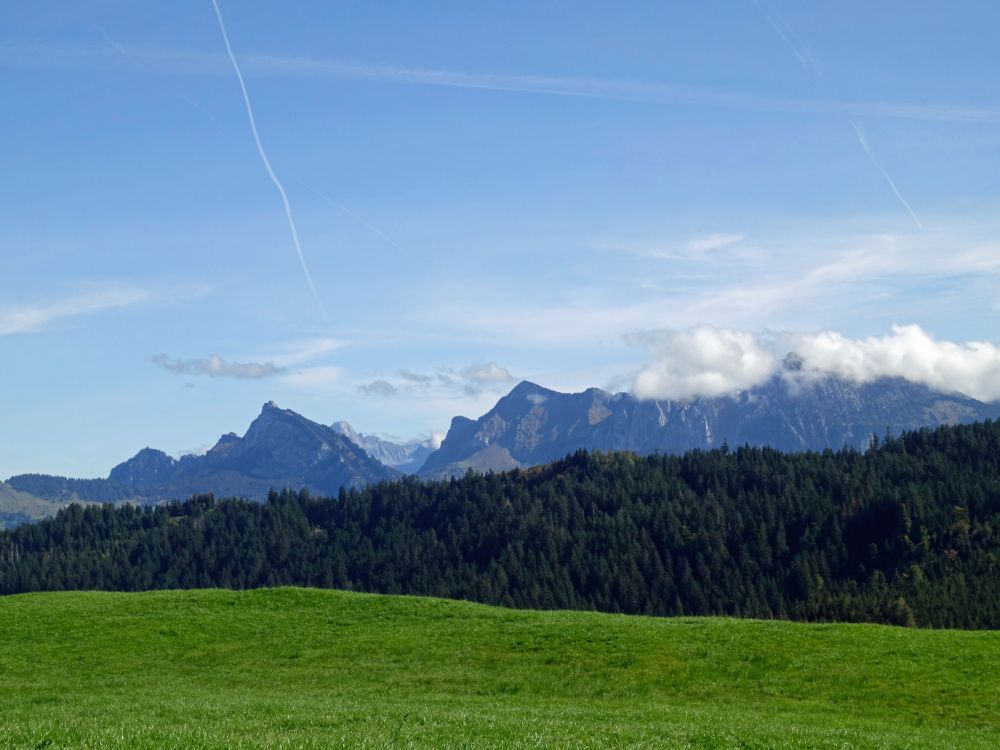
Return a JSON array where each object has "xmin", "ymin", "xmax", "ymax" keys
[
  {"xmin": 255, "ymin": 401, "xmax": 301, "ymax": 422},
  {"xmin": 511, "ymin": 379, "xmax": 542, "ymax": 391},
  {"xmin": 507, "ymin": 380, "xmax": 557, "ymax": 398},
  {"xmin": 134, "ymin": 446, "xmax": 171, "ymax": 459}
]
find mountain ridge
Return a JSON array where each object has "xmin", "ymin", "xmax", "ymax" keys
[
  {"xmin": 107, "ymin": 401, "xmax": 399, "ymax": 500},
  {"xmin": 6, "ymin": 374, "xmax": 1000, "ymax": 522},
  {"xmin": 6, "ymin": 403, "xmax": 398, "ymax": 513},
  {"xmin": 417, "ymin": 373, "xmax": 1000, "ymax": 478}
]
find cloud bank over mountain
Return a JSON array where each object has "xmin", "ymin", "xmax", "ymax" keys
[
  {"xmin": 631, "ymin": 324, "xmax": 1000, "ymax": 403},
  {"xmin": 629, "ymin": 327, "xmax": 775, "ymax": 400}
]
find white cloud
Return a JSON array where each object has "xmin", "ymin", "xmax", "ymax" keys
[
  {"xmin": 153, "ymin": 354, "xmax": 285, "ymax": 380},
  {"xmin": 629, "ymin": 326, "xmax": 777, "ymax": 400},
  {"xmin": 627, "ymin": 323, "xmax": 1000, "ymax": 403},
  {"xmin": 0, "ymin": 288, "xmax": 148, "ymax": 335},
  {"xmin": 461, "ymin": 361, "xmax": 515, "ymax": 384},
  {"xmin": 784, "ymin": 324, "xmax": 1000, "ymax": 402}
]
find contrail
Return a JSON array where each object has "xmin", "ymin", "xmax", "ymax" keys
[
  {"xmin": 173, "ymin": 96, "xmax": 404, "ymax": 254},
  {"xmin": 750, "ymin": 1, "xmax": 924, "ymax": 230},
  {"xmin": 751, "ymin": 0, "xmax": 819, "ymax": 76},
  {"xmin": 849, "ymin": 121, "xmax": 923, "ymax": 229},
  {"xmin": 300, "ymin": 182, "xmax": 406, "ymax": 254},
  {"xmin": 209, "ymin": 0, "xmax": 330, "ymax": 320}
]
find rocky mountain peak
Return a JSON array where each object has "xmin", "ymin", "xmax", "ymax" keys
[
  {"xmin": 782, "ymin": 352, "xmax": 805, "ymax": 372},
  {"xmin": 107, "ymin": 447, "xmax": 177, "ymax": 488},
  {"xmin": 105, "ymin": 405, "xmax": 398, "ymax": 501}
]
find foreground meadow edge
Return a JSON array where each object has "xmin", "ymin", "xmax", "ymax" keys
[{"xmin": 0, "ymin": 587, "xmax": 996, "ymax": 749}]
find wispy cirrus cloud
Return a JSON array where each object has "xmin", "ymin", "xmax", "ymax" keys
[
  {"xmin": 284, "ymin": 365, "xmax": 343, "ymax": 389},
  {"xmin": 4, "ymin": 42, "xmax": 1000, "ymax": 126},
  {"xmin": 687, "ymin": 232, "xmax": 747, "ymax": 253},
  {"xmin": 266, "ymin": 337, "xmax": 345, "ymax": 367},
  {"xmin": 420, "ymin": 221, "xmax": 1000, "ymax": 348},
  {"xmin": 0, "ymin": 287, "xmax": 149, "ymax": 336},
  {"xmin": 609, "ymin": 231, "xmax": 753, "ymax": 266}
]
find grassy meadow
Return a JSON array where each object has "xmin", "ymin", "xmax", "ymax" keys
[{"xmin": 0, "ymin": 587, "xmax": 996, "ymax": 748}]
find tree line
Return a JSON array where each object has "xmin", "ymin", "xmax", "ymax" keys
[{"xmin": 1, "ymin": 420, "xmax": 999, "ymax": 628}]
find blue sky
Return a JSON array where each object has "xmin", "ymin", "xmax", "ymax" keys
[{"xmin": 3, "ymin": 1, "xmax": 1000, "ymax": 477}]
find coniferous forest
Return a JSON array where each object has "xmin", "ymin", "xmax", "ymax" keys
[{"xmin": 2, "ymin": 419, "xmax": 999, "ymax": 629}]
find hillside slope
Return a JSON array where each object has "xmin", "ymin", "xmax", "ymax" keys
[
  {"xmin": 0, "ymin": 588, "xmax": 996, "ymax": 749},
  {"xmin": 0, "ymin": 481, "xmax": 96, "ymax": 529}
]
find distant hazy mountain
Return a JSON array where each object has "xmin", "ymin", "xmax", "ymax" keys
[
  {"xmin": 330, "ymin": 421, "xmax": 436, "ymax": 474},
  {"xmin": 5, "ymin": 402, "xmax": 399, "ymax": 518},
  {"xmin": 418, "ymin": 372, "xmax": 1000, "ymax": 479},
  {"xmin": 106, "ymin": 402, "xmax": 400, "ymax": 500}
]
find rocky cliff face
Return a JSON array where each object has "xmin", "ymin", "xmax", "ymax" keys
[{"xmin": 418, "ymin": 375, "xmax": 1000, "ymax": 479}]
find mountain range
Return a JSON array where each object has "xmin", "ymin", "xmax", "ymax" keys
[
  {"xmin": 3, "ymin": 402, "xmax": 397, "ymax": 526},
  {"xmin": 419, "ymin": 371, "xmax": 1000, "ymax": 478},
  {"xmin": 3, "ymin": 369, "xmax": 999, "ymax": 527}
]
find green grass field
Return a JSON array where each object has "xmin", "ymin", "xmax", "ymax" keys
[{"xmin": 0, "ymin": 588, "xmax": 996, "ymax": 749}]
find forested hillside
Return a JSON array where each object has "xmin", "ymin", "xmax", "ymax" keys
[
  {"xmin": 5, "ymin": 473, "xmax": 138, "ymax": 503},
  {"xmin": 2, "ymin": 420, "xmax": 999, "ymax": 628}
]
